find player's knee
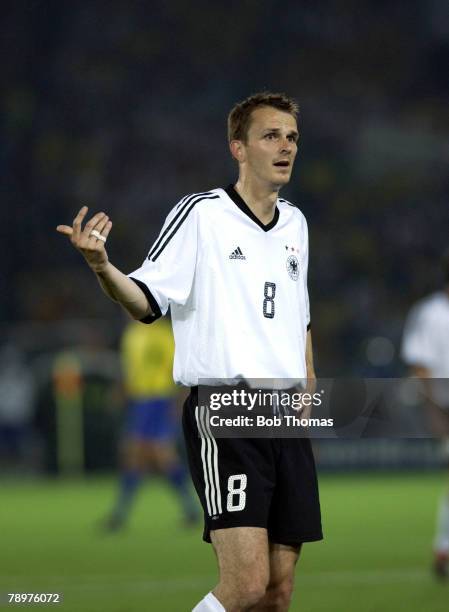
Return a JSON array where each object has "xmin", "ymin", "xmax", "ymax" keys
[
  {"xmin": 233, "ymin": 572, "xmax": 269, "ymax": 607},
  {"xmin": 238, "ymin": 581, "xmax": 267, "ymax": 608},
  {"xmin": 265, "ymin": 576, "xmax": 294, "ymax": 608}
]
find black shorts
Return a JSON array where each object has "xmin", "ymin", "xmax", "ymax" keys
[{"xmin": 182, "ymin": 387, "xmax": 323, "ymax": 545}]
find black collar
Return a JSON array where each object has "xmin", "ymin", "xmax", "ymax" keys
[{"xmin": 225, "ymin": 184, "xmax": 280, "ymax": 232}]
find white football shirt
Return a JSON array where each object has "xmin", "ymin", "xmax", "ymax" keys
[
  {"xmin": 401, "ymin": 291, "xmax": 449, "ymax": 407},
  {"xmin": 129, "ymin": 186, "xmax": 311, "ymax": 386}
]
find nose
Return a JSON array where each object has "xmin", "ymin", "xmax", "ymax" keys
[{"xmin": 280, "ymin": 138, "xmax": 292, "ymax": 153}]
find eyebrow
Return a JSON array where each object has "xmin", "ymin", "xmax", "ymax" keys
[{"xmin": 263, "ymin": 128, "xmax": 299, "ymax": 138}]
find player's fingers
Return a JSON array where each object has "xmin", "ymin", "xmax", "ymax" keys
[
  {"xmin": 81, "ymin": 212, "xmax": 107, "ymax": 241},
  {"xmin": 94, "ymin": 214, "xmax": 110, "ymax": 236},
  {"xmin": 101, "ymin": 220, "xmax": 112, "ymax": 240},
  {"xmin": 90, "ymin": 220, "xmax": 112, "ymax": 251},
  {"xmin": 56, "ymin": 225, "xmax": 73, "ymax": 236},
  {"xmin": 86, "ymin": 215, "xmax": 109, "ymax": 247},
  {"xmin": 72, "ymin": 206, "xmax": 88, "ymax": 241}
]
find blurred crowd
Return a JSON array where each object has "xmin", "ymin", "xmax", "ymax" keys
[{"xmin": 2, "ymin": 0, "xmax": 448, "ymax": 378}]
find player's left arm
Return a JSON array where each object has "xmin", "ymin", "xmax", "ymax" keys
[
  {"xmin": 305, "ymin": 329, "xmax": 316, "ymax": 385},
  {"xmin": 299, "ymin": 330, "xmax": 316, "ymax": 421},
  {"xmin": 301, "ymin": 214, "xmax": 314, "ymax": 388}
]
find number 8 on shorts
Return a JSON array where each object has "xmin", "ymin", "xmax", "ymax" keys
[{"xmin": 226, "ymin": 474, "xmax": 247, "ymax": 512}]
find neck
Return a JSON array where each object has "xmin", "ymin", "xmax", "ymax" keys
[{"xmin": 234, "ymin": 177, "xmax": 280, "ymax": 225}]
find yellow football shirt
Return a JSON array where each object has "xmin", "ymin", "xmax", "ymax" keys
[{"xmin": 121, "ymin": 319, "xmax": 175, "ymax": 398}]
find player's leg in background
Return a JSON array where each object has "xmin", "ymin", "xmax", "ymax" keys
[
  {"xmin": 250, "ymin": 543, "xmax": 301, "ymax": 611},
  {"xmin": 434, "ymin": 488, "xmax": 449, "ymax": 578},
  {"xmin": 104, "ymin": 397, "xmax": 153, "ymax": 531},
  {"xmin": 433, "ymin": 438, "xmax": 449, "ymax": 578},
  {"xmin": 432, "ymin": 436, "xmax": 449, "ymax": 578},
  {"xmin": 193, "ymin": 527, "xmax": 270, "ymax": 611},
  {"xmin": 150, "ymin": 397, "xmax": 199, "ymax": 524},
  {"xmin": 104, "ymin": 435, "xmax": 150, "ymax": 531},
  {"xmin": 152, "ymin": 439, "xmax": 199, "ymax": 524}
]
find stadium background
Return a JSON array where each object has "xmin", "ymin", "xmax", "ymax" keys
[{"xmin": 1, "ymin": 1, "xmax": 448, "ymax": 610}]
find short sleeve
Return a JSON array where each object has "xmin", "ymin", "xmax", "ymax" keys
[{"xmin": 128, "ymin": 197, "xmax": 198, "ymax": 324}]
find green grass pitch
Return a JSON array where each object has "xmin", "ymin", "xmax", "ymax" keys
[{"xmin": 0, "ymin": 472, "xmax": 448, "ymax": 611}]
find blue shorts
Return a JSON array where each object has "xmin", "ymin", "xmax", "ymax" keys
[
  {"xmin": 0, "ymin": 424, "xmax": 27, "ymax": 453},
  {"xmin": 126, "ymin": 398, "xmax": 175, "ymax": 441}
]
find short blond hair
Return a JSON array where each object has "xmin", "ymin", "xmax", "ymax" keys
[{"xmin": 227, "ymin": 92, "xmax": 299, "ymax": 143}]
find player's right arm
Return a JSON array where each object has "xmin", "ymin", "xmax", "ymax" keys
[{"xmin": 56, "ymin": 206, "xmax": 153, "ymax": 320}]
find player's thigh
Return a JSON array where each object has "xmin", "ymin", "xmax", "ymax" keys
[
  {"xmin": 151, "ymin": 440, "xmax": 179, "ymax": 470},
  {"xmin": 121, "ymin": 437, "xmax": 152, "ymax": 469},
  {"xmin": 267, "ymin": 542, "xmax": 301, "ymax": 587},
  {"xmin": 211, "ymin": 526, "xmax": 270, "ymax": 583}
]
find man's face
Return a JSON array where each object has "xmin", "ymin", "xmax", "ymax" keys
[{"xmin": 237, "ymin": 106, "xmax": 299, "ymax": 188}]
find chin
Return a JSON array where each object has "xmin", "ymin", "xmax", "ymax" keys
[{"xmin": 272, "ymin": 175, "xmax": 291, "ymax": 188}]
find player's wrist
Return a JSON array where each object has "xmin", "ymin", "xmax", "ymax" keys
[{"xmin": 90, "ymin": 259, "xmax": 110, "ymax": 275}]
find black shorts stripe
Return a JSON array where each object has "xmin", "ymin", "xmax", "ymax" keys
[
  {"xmin": 150, "ymin": 194, "xmax": 219, "ymax": 262},
  {"xmin": 148, "ymin": 191, "xmax": 214, "ymax": 260},
  {"xmin": 195, "ymin": 405, "xmax": 222, "ymax": 517}
]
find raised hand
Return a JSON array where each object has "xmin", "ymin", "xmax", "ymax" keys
[{"xmin": 56, "ymin": 206, "xmax": 113, "ymax": 273}]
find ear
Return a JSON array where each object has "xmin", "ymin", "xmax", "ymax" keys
[{"xmin": 229, "ymin": 139, "xmax": 246, "ymax": 163}]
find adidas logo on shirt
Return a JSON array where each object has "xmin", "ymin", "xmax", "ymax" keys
[{"xmin": 229, "ymin": 247, "xmax": 246, "ymax": 260}]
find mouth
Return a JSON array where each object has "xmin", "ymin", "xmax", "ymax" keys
[{"xmin": 273, "ymin": 160, "xmax": 290, "ymax": 168}]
